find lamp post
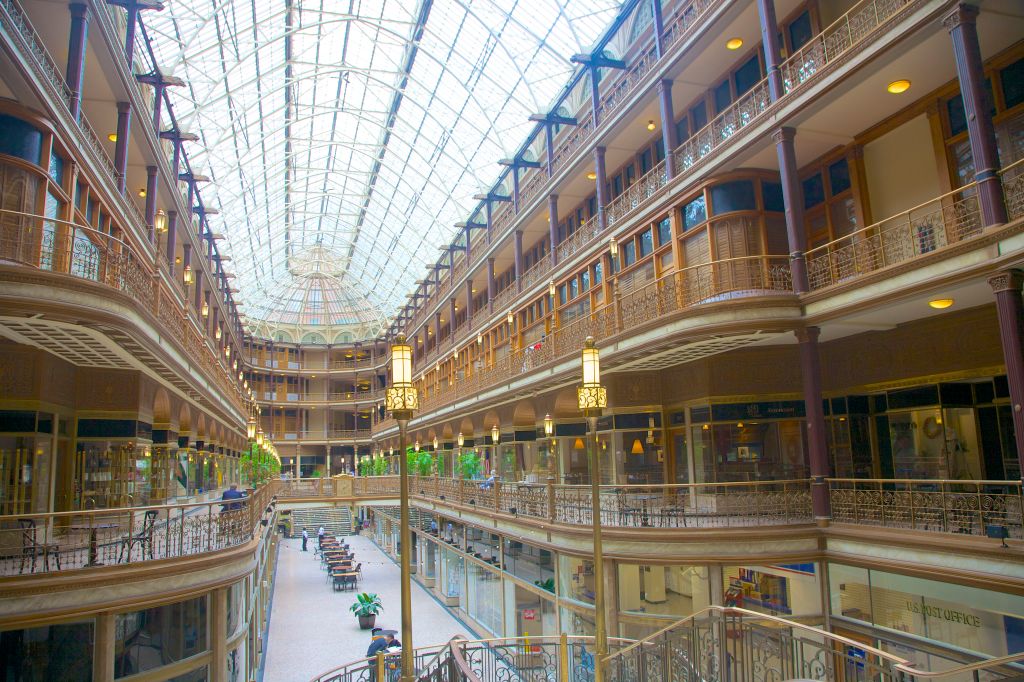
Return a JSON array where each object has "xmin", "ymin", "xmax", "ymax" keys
[
  {"xmin": 544, "ymin": 413, "xmax": 554, "ymax": 476},
  {"xmin": 457, "ymin": 432, "xmax": 464, "ymax": 478},
  {"xmin": 491, "ymin": 424, "xmax": 500, "ymax": 478},
  {"xmin": 385, "ymin": 333, "xmax": 418, "ymax": 682},
  {"xmin": 578, "ymin": 336, "xmax": 608, "ymax": 681}
]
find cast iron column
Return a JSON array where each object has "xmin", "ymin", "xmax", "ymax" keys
[
  {"xmin": 989, "ymin": 271, "xmax": 1024, "ymax": 471},
  {"xmin": 544, "ymin": 123, "xmax": 555, "ymax": 177},
  {"xmin": 165, "ymin": 210, "xmax": 177, "ymax": 274},
  {"xmin": 796, "ymin": 326, "xmax": 830, "ymax": 522},
  {"xmin": 65, "ymin": 3, "xmax": 90, "ymax": 120},
  {"xmin": 756, "ymin": 0, "xmax": 785, "ymax": 101},
  {"xmin": 514, "ymin": 230, "xmax": 524, "ymax": 291},
  {"xmin": 589, "ymin": 65, "xmax": 602, "ymax": 127},
  {"xmin": 657, "ymin": 80, "xmax": 677, "ymax": 180},
  {"xmin": 773, "ymin": 128, "xmax": 809, "ymax": 292},
  {"xmin": 122, "ymin": 2, "xmax": 140, "ymax": 67},
  {"xmin": 114, "ymin": 102, "xmax": 132, "ymax": 193},
  {"xmin": 465, "ymin": 279, "xmax": 473, "ymax": 327},
  {"xmin": 945, "ymin": 4, "xmax": 1007, "ymax": 226},
  {"xmin": 145, "ymin": 165, "xmax": 157, "ymax": 242},
  {"xmin": 651, "ymin": 0, "xmax": 666, "ymax": 58},
  {"xmin": 548, "ymin": 194, "xmax": 559, "ymax": 265},
  {"xmin": 594, "ymin": 147, "xmax": 608, "ymax": 230},
  {"xmin": 487, "ymin": 257, "xmax": 495, "ymax": 313},
  {"xmin": 464, "ymin": 225, "xmax": 472, "ymax": 264},
  {"xmin": 511, "ymin": 167, "xmax": 521, "ymax": 214}
]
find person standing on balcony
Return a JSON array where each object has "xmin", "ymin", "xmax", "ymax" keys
[{"xmin": 301, "ymin": 527, "xmax": 309, "ymax": 551}]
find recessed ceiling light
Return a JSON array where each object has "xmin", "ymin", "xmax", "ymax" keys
[
  {"xmin": 887, "ymin": 79, "xmax": 911, "ymax": 94},
  {"xmin": 107, "ymin": 133, "xmax": 117, "ymax": 142},
  {"xmin": 137, "ymin": 189, "xmax": 146, "ymax": 197},
  {"xmin": 928, "ymin": 298, "xmax": 954, "ymax": 309},
  {"xmin": 586, "ymin": 171, "xmax": 597, "ymax": 180},
  {"xmin": 726, "ymin": 38, "xmax": 743, "ymax": 50},
  {"xmin": 646, "ymin": 120, "xmax": 656, "ymax": 131}
]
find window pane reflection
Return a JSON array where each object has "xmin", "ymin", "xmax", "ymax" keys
[{"xmin": 115, "ymin": 596, "xmax": 208, "ymax": 678}]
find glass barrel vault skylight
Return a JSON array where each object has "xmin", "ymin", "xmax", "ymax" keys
[{"xmin": 142, "ymin": 0, "xmax": 624, "ymax": 343}]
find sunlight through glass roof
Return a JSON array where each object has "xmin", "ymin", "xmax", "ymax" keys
[{"xmin": 144, "ymin": 0, "xmax": 624, "ymax": 342}]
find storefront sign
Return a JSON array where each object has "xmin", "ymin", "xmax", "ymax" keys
[
  {"xmin": 906, "ymin": 601, "xmax": 981, "ymax": 628},
  {"xmin": 711, "ymin": 401, "xmax": 806, "ymax": 422},
  {"xmin": 522, "ymin": 609, "xmax": 536, "ymax": 620}
]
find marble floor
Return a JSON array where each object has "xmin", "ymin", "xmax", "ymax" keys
[{"xmin": 262, "ymin": 533, "xmax": 471, "ymax": 681}]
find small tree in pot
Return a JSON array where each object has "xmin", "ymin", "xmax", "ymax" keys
[{"xmin": 349, "ymin": 592, "xmax": 383, "ymax": 630}]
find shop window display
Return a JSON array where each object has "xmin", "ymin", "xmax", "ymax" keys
[
  {"xmin": 723, "ymin": 564, "xmax": 822, "ymax": 618},
  {"xmin": 465, "ymin": 561, "xmax": 502, "ymax": 635},
  {"xmin": 114, "ymin": 595, "xmax": 208, "ymax": 677},
  {"xmin": 887, "ymin": 408, "xmax": 981, "ymax": 480},
  {"xmin": 829, "ymin": 563, "xmax": 1024, "ymax": 660},
  {"xmin": 76, "ymin": 441, "xmax": 153, "ymax": 509},
  {"xmin": 618, "ymin": 564, "xmax": 710, "ymax": 619},
  {"xmin": 559, "ymin": 556, "xmax": 596, "ymax": 606},
  {"xmin": 504, "ymin": 582, "xmax": 556, "ymax": 641},
  {"xmin": 0, "ymin": 621, "xmax": 94, "ymax": 681}
]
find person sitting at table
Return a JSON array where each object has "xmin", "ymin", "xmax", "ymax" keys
[
  {"xmin": 220, "ymin": 484, "xmax": 245, "ymax": 512},
  {"xmin": 480, "ymin": 474, "xmax": 496, "ymax": 490}
]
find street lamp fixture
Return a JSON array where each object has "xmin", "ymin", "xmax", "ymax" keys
[
  {"xmin": 256, "ymin": 430, "xmax": 264, "ymax": 447},
  {"xmin": 247, "ymin": 418, "xmax": 256, "ymax": 440},
  {"xmin": 154, "ymin": 209, "xmax": 168, "ymax": 234},
  {"xmin": 544, "ymin": 413, "xmax": 554, "ymax": 438},
  {"xmin": 608, "ymin": 237, "xmax": 618, "ymax": 260},
  {"xmin": 457, "ymin": 432, "xmax": 464, "ymax": 448},
  {"xmin": 385, "ymin": 333, "xmax": 417, "ymax": 681},
  {"xmin": 182, "ymin": 264, "xmax": 194, "ymax": 286},
  {"xmin": 201, "ymin": 301, "xmax": 209, "ymax": 318},
  {"xmin": 577, "ymin": 335, "xmax": 608, "ymax": 682},
  {"xmin": 507, "ymin": 310, "xmax": 514, "ymax": 327},
  {"xmin": 433, "ymin": 436, "xmax": 439, "ymax": 451}
]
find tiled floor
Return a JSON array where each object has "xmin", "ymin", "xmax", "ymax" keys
[{"xmin": 263, "ymin": 533, "xmax": 470, "ymax": 681}]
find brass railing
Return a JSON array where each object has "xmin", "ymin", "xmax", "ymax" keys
[
  {"xmin": 254, "ymin": 390, "xmax": 382, "ymax": 404},
  {"xmin": 0, "ymin": 482, "xmax": 276, "ymax": 576},
  {"xmin": 1000, "ymin": 158, "xmax": 1024, "ymax": 221},
  {"xmin": 805, "ymin": 184, "xmax": 984, "ymax": 290},
  {"xmin": 828, "ymin": 478, "xmax": 1024, "ymax": 538}
]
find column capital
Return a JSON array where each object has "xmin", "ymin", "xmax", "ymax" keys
[
  {"xmin": 547, "ymin": 193, "xmax": 558, "ymax": 202},
  {"xmin": 988, "ymin": 269, "xmax": 1024, "ymax": 294},
  {"xmin": 943, "ymin": 3, "xmax": 979, "ymax": 32},
  {"xmin": 772, "ymin": 127, "xmax": 797, "ymax": 144},
  {"xmin": 70, "ymin": 2, "xmax": 90, "ymax": 19},
  {"xmin": 656, "ymin": 77, "xmax": 673, "ymax": 93},
  {"xmin": 794, "ymin": 325, "xmax": 821, "ymax": 344},
  {"xmin": 594, "ymin": 145, "xmax": 606, "ymax": 159}
]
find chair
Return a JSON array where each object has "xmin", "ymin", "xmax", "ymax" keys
[
  {"xmin": 119, "ymin": 510, "xmax": 158, "ymax": 563},
  {"xmin": 18, "ymin": 519, "xmax": 60, "ymax": 573}
]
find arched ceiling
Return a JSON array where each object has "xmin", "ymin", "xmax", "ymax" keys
[{"xmin": 145, "ymin": 0, "xmax": 624, "ymax": 341}]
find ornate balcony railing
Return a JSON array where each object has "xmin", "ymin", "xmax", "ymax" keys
[
  {"xmin": 1001, "ymin": 158, "xmax": 1024, "ymax": 221},
  {"xmin": 255, "ymin": 390, "xmax": 382, "ymax": 404},
  {"xmin": 556, "ymin": 214, "xmax": 602, "ymax": 263},
  {"xmin": 806, "ymin": 183, "xmax": 986, "ymax": 290},
  {"xmin": 0, "ymin": 483, "xmax": 276, "ymax": 577},
  {"xmin": 828, "ymin": 478, "xmax": 1024, "ymax": 539},
  {"xmin": 0, "ymin": 210, "xmax": 246, "ymax": 413},
  {"xmin": 605, "ymin": 160, "xmax": 668, "ymax": 227}
]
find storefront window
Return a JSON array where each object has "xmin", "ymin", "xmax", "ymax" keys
[
  {"xmin": 559, "ymin": 556, "xmax": 596, "ymax": 606},
  {"xmin": 504, "ymin": 582, "xmax": 556, "ymax": 640},
  {"xmin": 440, "ymin": 547, "xmax": 463, "ymax": 599},
  {"xmin": 228, "ymin": 641, "xmax": 246, "ymax": 682},
  {"xmin": 503, "ymin": 540, "xmax": 554, "ymax": 589},
  {"xmin": 226, "ymin": 581, "xmax": 245, "ymax": 638},
  {"xmin": 618, "ymin": 564, "xmax": 710, "ymax": 619},
  {"xmin": 723, "ymin": 564, "xmax": 822, "ymax": 618},
  {"xmin": 466, "ymin": 561, "xmax": 502, "ymax": 635},
  {"xmin": 115, "ymin": 596, "xmax": 209, "ymax": 677},
  {"xmin": 0, "ymin": 621, "xmax": 94, "ymax": 681},
  {"xmin": 709, "ymin": 421, "xmax": 807, "ymax": 482},
  {"xmin": 887, "ymin": 408, "xmax": 982, "ymax": 479},
  {"xmin": 77, "ymin": 441, "xmax": 152, "ymax": 509},
  {"xmin": 829, "ymin": 563, "xmax": 1024, "ymax": 659}
]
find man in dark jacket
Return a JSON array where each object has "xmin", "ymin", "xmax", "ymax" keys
[{"xmin": 220, "ymin": 484, "xmax": 245, "ymax": 512}]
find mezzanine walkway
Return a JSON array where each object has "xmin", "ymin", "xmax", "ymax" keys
[{"xmin": 263, "ymin": 533, "xmax": 470, "ymax": 682}]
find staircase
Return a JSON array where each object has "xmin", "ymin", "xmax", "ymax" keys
[{"xmin": 285, "ymin": 506, "xmax": 354, "ymax": 539}]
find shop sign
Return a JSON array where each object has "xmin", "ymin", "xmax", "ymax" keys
[
  {"xmin": 522, "ymin": 609, "xmax": 536, "ymax": 620},
  {"xmin": 906, "ymin": 601, "xmax": 981, "ymax": 628}
]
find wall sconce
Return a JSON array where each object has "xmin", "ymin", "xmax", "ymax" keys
[
  {"xmin": 183, "ymin": 264, "xmax": 193, "ymax": 286},
  {"xmin": 201, "ymin": 301, "xmax": 209, "ymax": 318},
  {"xmin": 507, "ymin": 310, "xmax": 514, "ymax": 327},
  {"xmin": 154, "ymin": 209, "xmax": 168, "ymax": 234}
]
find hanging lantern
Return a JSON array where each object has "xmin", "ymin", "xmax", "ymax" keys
[
  {"xmin": 201, "ymin": 300, "xmax": 209, "ymax": 318},
  {"xmin": 491, "ymin": 424, "xmax": 499, "ymax": 445},
  {"xmin": 154, "ymin": 209, "xmax": 168, "ymax": 234},
  {"xmin": 457, "ymin": 432, "xmax": 464, "ymax": 448},
  {"xmin": 544, "ymin": 413, "xmax": 554, "ymax": 438},
  {"xmin": 183, "ymin": 264, "xmax": 194, "ymax": 286}
]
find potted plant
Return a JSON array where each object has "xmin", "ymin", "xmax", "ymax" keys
[{"xmin": 349, "ymin": 592, "xmax": 383, "ymax": 630}]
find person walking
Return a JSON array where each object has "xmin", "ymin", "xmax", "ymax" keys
[
  {"xmin": 317, "ymin": 525, "xmax": 325, "ymax": 548},
  {"xmin": 301, "ymin": 527, "xmax": 309, "ymax": 552}
]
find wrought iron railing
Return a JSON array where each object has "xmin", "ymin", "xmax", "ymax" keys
[
  {"xmin": 828, "ymin": 478, "xmax": 1024, "ymax": 539},
  {"xmin": 604, "ymin": 605, "xmax": 1024, "ymax": 681},
  {"xmin": 0, "ymin": 483, "xmax": 275, "ymax": 576},
  {"xmin": 0, "ymin": 209, "xmax": 247, "ymax": 413},
  {"xmin": 805, "ymin": 184, "xmax": 984, "ymax": 290},
  {"xmin": 1000, "ymin": 158, "xmax": 1024, "ymax": 221}
]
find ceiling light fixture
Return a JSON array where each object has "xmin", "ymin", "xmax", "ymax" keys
[
  {"xmin": 726, "ymin": 38, "xmax": 743, "ymax": 50},
  {"xmin": 646, "ymin": 120, "xmax": 656, "ymax": 131},
  {"xmin": 887, "ymin": 79, "xmax": 911, "ymax": 94},
  {"xmin": 138, "ymin": 189, "xmax": 147, "ymax": 198},
  {"xmin": 586, "ymin": 171, "xmax": 597, "ymax": 181},
  {"xmin": 107, "ymin": 133, "xmax": 118, "ymax": 142},
  {"xmin": 928, "ymin": 298, "xmax": 954, "ymax": 309}
]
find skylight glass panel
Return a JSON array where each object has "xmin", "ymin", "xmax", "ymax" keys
[{"xmin": 144, "ymin": 0, "xmax": 624, "ymax": 340}]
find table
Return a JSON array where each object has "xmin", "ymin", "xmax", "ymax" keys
[{"xmin": 69, "ymin": 523, "xmax": 120, "ymax": 567}]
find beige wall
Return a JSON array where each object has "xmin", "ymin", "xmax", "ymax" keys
[{"xmin": 863, "ymin": 113, "xmax": 941, "ymax": 221}]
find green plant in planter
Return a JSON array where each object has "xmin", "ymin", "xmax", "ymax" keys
[
  {"xmin": 458, "ymin": 450, "xmax": 482, "ymax": 479},
  {"xmin": 534, "ymin": 578, "xmax": 555, "ymax": 594},
  {"xmin": 435, "ymin": 452, "xmax": 445, "ymax": 477},
  {"xmin": 372, "ymin": 457, "xmax": 388, "ymax": 476},
  {"xmin": 406, "ymin": 447, "xmax": 434, "ymax": 476},
  {"xmin": 349, "ymin": 592, "xmax": 383, "ymax": 629},
  {"xmin": 357, "ymin": 457, "xmax": 371, "ymax": 477}
]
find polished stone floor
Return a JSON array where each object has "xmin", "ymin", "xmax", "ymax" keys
[{"xmin": 263, "ymin": 533, "xmax": 470, "ymax": 681}]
